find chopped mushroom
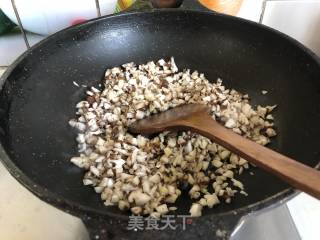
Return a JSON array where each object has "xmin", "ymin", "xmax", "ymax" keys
[
  {"xmin": 204, "ymin": 194, "xmax": 220, "ymax": 208},
  {"xmin": 156, "ymin": 204, "xmax": 169, "ymax": 215},
  {"xmin": 69, "ymin": 58, "xmax": 277, "ymax": 217},
  {"xmin": 189, "ymin": 203, "xmax": 203, "ymax": 217}
]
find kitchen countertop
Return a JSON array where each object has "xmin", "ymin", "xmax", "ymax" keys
[
  {"xmin": 0, "ymin": 162, "xmax": 89, "ymax": 240},
  {"xmin": 0, "ymin": 67, "xmax": 88, "ymax": 240}
]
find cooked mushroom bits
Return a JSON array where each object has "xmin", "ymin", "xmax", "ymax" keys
[{"xmin": 69, "ymin": 57, "xmax": 277, "ymax": 217}]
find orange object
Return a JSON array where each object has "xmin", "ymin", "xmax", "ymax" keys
[
  {"xmin": 199, "ymin": 0, "xmax": 243, "ymax": 16},
  {"xmin": 115, "ymin": 0, "xmax": 135, "ymax": 12}
]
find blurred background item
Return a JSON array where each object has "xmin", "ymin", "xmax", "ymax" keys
[
  {"xmin": 199, "ymin": 0, "xmax": 243, "ymax": 16},
  {"xmin": 0, "ymin": 0, "xmax": 118, "ymax": 35},
  {"xmin": 115, "ymin": 0, "xmax": 136, "ymax": 12},
  {"xmin": 0, "ymin": 9, "xmax": 16, "ymax": 35}
]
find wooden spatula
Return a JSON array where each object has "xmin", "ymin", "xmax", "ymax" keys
[{"xmin": 129, "ymin": 104, "xmax": 320, "ymax": 199}]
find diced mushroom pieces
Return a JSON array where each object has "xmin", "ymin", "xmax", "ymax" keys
[
  {"xmin": 69, "ymin": 58, "xmax": 277, "ymax": 217},
  {"xmin": 189, "ymin": 203, "xmax": 203, "ymax": 217}
]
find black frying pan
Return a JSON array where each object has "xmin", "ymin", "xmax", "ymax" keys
[{"xmin": 0, "ymin": 1, "xmax": 320, "ymax": 239}]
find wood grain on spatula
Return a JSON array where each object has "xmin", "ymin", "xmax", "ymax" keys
[{"xmin": 129, "ymin": 104, "xmax": 320, "ymax": 199}]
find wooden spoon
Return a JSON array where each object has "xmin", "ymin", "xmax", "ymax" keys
[{"xmin": 129, "ymin": 104, "xmax": 320, "ymax": 199}]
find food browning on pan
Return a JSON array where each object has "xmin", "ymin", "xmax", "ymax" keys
[{"xmin": 69, "ymin": 58, "xmax": 277, "ymax": 217}]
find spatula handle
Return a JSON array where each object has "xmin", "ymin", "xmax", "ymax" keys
[{"xmin": 180, "ymin": 114, "xmax": 320, "ymax": 199}]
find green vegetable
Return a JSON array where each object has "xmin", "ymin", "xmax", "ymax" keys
[{"xmin": 0, "ymin": 9, "xmax": 16, "ymax": 35}]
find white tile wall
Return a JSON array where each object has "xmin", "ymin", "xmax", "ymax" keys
[
  {"xmin": 0, "ymin": 0, "xmax": 117, "ymax": 66},
  {"xmin": 262, "ymin": 0, "xmax": 320, "ymax": 55},
  {"xmin": 238, "ymin": 0, "xmax": 264, "ymax": 22},
  {"xmin": 0, "ymin": 33, "xmax": 44, "ymax": 66}
]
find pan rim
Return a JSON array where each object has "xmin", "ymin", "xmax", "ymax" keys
[{"xmin": 0, "ymin": 9, "xmax": 319, "ymax": 220}]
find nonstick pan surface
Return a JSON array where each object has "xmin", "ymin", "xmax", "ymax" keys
[{"xmin": 0, "ymin": 10, "xmax": 320, "ymax": 221}]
